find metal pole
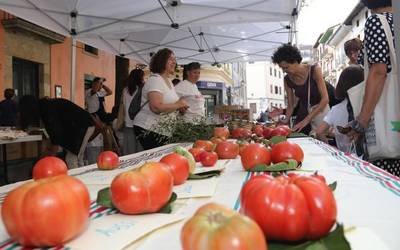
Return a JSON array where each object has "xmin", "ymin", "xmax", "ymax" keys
[
  {"xmin": 393, "ymin": 1, "xmax": 400, "ymax": 78},
  {"xmin": 70, "ymin": 38, "xmax": 76, "ymax": 102}
]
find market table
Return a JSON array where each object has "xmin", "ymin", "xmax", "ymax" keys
[
  {"xmin": 0, "ymin": 134, "xmax": 43, "ymax": 184},
  {"xmin": 0, "ymin": 138, "xmax": 399, "ymax": 250}
]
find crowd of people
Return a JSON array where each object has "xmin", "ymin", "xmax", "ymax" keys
[{"xmin": 268, "ymin": 0, "xmax": 399, "ymax": 176}]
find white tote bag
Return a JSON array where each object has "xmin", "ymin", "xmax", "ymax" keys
[{"xmin": 347, "ymin": 14, "xmax": 400, "ymax": 160}]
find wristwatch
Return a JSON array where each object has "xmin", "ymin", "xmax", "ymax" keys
[{"xmin": 350, "ymin": 119, "xmax": 366, "ymax": 134}]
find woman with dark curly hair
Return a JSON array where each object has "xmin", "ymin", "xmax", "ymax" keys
[
  {"xmin": 271, "ymin": 44, "xmax": 329, "ymax": 134},
  {"xmin": 133, "ymin": 48, "xmax": 188, "ymax": 150}
]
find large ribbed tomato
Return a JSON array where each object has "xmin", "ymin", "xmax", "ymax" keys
[
  {"xmin": 32, "ymin": 156, "xmax": 68, "ymax": 180},
  {"xmin": 271, "ymin": 141, "xmax": 304, "ymax": 163},
  {"xmin": 181, "ymin": 203, "xmax": 267, "ymax": 250},
  {"xmin": 193, "ymin": 140, "xmax": 215, "ymax": 152},
  {"xmin": 1, "ymin": 175, "xmax": 90, "ymax": 247},
  {"xmin": 240, "ymin": 143, "xmax": 271, "ymax": 170},
  {"xmin": 160, "ymin": 153, "xmax": 190, "ymax": 185},
  {"xmin": 240, "ymin": 174, "xmax": 337, "ymax": 241},
  {"xmin": 110, "ymin": 162, "xmax": 173, "ymax": 214}
]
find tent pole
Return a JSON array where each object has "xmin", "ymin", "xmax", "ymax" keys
[
  {"xmin": 70, "ymin": 38, "xmax": 76, "ymax": 102},
  {"xmin": 393, "ymin": 0, "xmax": 400, "ymax": 78}
]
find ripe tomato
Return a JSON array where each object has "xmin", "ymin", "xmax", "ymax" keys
[
  {"xmin": 231, "ymin": 128, "xmax": 252, "ymax": 139},
  {"xmin": 2, "ymin": 175, "xmax": 90, "ymax": 247},
  {"xmin": 200, "ymin": 151, "xmax": 218, "ymax": 167},
  {"xmin": 214, "ymin": 127, "xmax": 230, "ymax": 139},
  {"xmin": 193, "ymin": 140, "xmax": 215, "ymax": 152},
  {"xmin": 215, "ymin": 141, "xmax": 239, "ymax": 159},
  {"xmin": 189, "ymin": 148, "xmax": 205, "ymax": 162},
  {"xmin": 181, "ymin": 203, "xmax": 267, "ymax": 250},
  {"xmin": 262, "ymin": 127, "xmax": 274, "ymax": 139},
  {"xmin": 277, "ymin": 125, "xmax": 291, "ymax": 133},
  {"xmin": 240, "ymin": 175, "xmax": 337, "ymax": 241},
  {"xmin": 271, "ymin": 141, "xmax": 304, "ymax": 163},
  {"xmin": 97, "ymin": 151, "xmax": 119, "ymax": 170},
  {"xmin": 253, "ymin": 125, "xmax": 264, "ymax": 137},
  {"xmin": 210, "ymin": 137, "xmax": 224, "ymax": 145},
  {"xmin": 271, "ymin": 127, "xmax": 290, "ymax": 137},
  {"xmin": 160, "ymin": 153, "xmax": 190, "ymax": 185},
  {"xmin": 32, "ymin": 156, "xmax": 68, "ymax": 180},
  {"xmin": 237, "ymin": 140, "xmax": 250, "ymax": 156},
  {"xmin": 240, "ymin": 143, "xmax": 271, "ymax": 170},
  {"xmin": 111, "ymin": 162, "xmax": 173, "ymax": 214},
  {"xmin": 311, "ymin": 172, "xmax": 326, "ymax": 183}
]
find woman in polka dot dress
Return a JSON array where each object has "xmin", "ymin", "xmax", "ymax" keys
[{"xmin": 348, "ymin": 0, "xmax": 400, "ymax": 177}]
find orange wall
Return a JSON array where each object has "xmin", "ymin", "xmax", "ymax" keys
[
  {"xmin": 51, "ymin": 38, "xmax": 72, "ymax": 100},
  {"xmin": 75, "ymin": 41, "xmax": 116, "ymax": 111}
]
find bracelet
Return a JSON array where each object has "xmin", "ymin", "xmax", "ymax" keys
[{"xmin": 350, "ymin": 119, "xmax": 365, "ymax": 134}]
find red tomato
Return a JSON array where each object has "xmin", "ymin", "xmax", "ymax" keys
[
  {"xmin": 262, "ymin": 127, "xmax": 274, "ymax": 139},
  {"xmin": 189, "ymin": 148, "xmax": 205, "ymax": 162},
  {"xmin": 237, "ymin": 140, "xmax": 250, "ymax": 156},
  {"xmin": 271, "ymin": 141, "xmax": 304, "ymax": 163},
  {"xmin": 181, "ymin": 203, "xmax": 267, "ymax": 250},
  {"xmin": 214, "ymin": 127, "xmax": 230, "ymax": 139},
  {"xmin": 253, "ymin": 125, "xmax": 264, "ymax": 137},
  {"xmin": 2, "ymin": 175, "xmax": 90, "ymax": 247},
  {"xmin": 240, "ymin": 143, "xmax": 271, "ymax": 170},
  {"xmin": 231, "ymin": 128, "xmax": 252, "ymax": 139},
  {"xmin": 312, "ymin": 172, "xmax": 326, "ymax": 183},
  {"xmin": 97, "ymin": 151, "xmax": 119, "ymax": 170},
  {"xmin": 200, "ymin": 151, "xmax": 218, "ymax": 167},
  {"xmin": 111, "ymin": 162, "xmax": 173, "ymax": 214},
  {"xmin": 271, "ymin": 127, "xmax": 290, "ymax": 137},
  {"xmin": 160, "ymin": 153, "xmax": 190, "ymax": 185},
  {"xmin": 277, "ymin": 125, "xmax": 291, "ymax": 133},
  {"xmin": 193, "ymin": 140, "xmax": 215, "ymax": 152},
  {"xmin": 215, "ymin": 141, "xmax": 239, "ymax": 159},
  {"xmin": 240, "ymin": 175, "xmax": 337, "ymax": 241},
  {"xmin": 210, "ymin": 137, "xmax": 224, "ymax": 145},
  {"xmin": 32, "ymin": 156, "xmax": 68, "ymax": 180}
]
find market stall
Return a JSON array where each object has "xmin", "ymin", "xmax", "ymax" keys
[{"xmin": 0, "ymin": 137, "xmax": 399, "ymax": 250}]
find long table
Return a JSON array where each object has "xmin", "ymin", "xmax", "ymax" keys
[{"xmin": 0, "ymin": 138, "xmax": 399, "ymax": 249}]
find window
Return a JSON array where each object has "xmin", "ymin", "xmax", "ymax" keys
[
  {"xmin": 274, "ymin": 69, "xmax": 277, "ymax": 77},
  {"xmin": 279, "ymin": 86, "xmax": 282, "ymax": 95},
  {"xmin": 365, "ymin": 11, "xmax": 368, "ymax": 19},
  {"xmin": 84, "ymin": 44, "xmax": 98, "ymax": 56},
  {"xmin": 279, "ymin": 71, "xmax": 281, "ymax": 78},
  {"xmin": 275, "ymin": 86, "xmax": 278, "ymax": 94},
  {"xmin": 270, "ymin": 85, "xmax": 273, "ymax": 93},
  {"xmin": 270, "ymin": 67, "xmax": 272, "ymax": 76},
  {"xmin": 356, "ymin": 20, "xmax": 360, "ymax": 27}
]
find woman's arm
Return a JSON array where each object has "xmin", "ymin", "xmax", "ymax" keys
[
  {"xmin": 358, "ymin": 63, "xmax": 387, "ymax": 127},
  {"xmin": 148, "ymin": 91, "xmax": 188, "ymax": 114}
]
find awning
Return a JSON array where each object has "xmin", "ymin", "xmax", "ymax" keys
[{"xmin": 0, "ymin": 0, "xmax": 300, "ymax": 64}]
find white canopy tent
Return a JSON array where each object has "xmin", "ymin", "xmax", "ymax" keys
[{"xmin": 0, "ymin": 0, "xmax": 300, "ymax": 64}]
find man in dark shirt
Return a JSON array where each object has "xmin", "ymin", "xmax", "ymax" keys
[
  {"xmin": 19, "ymin": 96, "xmax": 95, "ymax": 169},
  {"xmin": 0, "ymin": 89, "xmax": 17, "ymax": 126}
]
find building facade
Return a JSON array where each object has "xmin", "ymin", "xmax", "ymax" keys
[{"xmin": 246, "ymin": 61, "xmax": 285, "ymax": 120}]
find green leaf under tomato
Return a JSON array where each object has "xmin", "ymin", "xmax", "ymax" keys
[
  {"xmin": 158, "ymin": 192, "xmax": 178, "ymax": 214},
  {"xmin": 287, "ymin": 132, "xmax": 308, "ymax": 138},
  {"xmin": 248, "ymin": 160, "xmax": 298, "ymax": 172},
  {"xmin": 270, "ymin": 136, "xmax": 287, "ymax": 145},
  {"xmin": 329, "ymin": 181, "xmax": 337, "ymax": 192},
  {"xmin": 268, "ymin": 224, "xmax": 351, "ymax": 250},
  {"xmin": 188, "ymin": 170, "xmax": 222, "ymax": 180},
  {"xmin": 96, "ymin": 187, "xmax": 114, "ymax": 208}
]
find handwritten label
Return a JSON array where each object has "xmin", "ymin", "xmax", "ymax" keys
[{"xmin": 95, "ymin": 221, "xmax": 135, "ymax": 237}]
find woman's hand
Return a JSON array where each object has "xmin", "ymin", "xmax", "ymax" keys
[
  {"xmin": 269, "ymin": 107, "xmax": 284, "ymax": 119},
  {"xmin": 293, "ymin": 116, "xmax": 311, "ymax": 132},
  {"xmin": 175, "ymin": 97, "xmax": 189, "ymax": 110}
]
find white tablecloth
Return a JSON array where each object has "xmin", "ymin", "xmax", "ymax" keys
[{"xmin": 0, "ymin": 138, "xmax": 399, "ymax": 249}]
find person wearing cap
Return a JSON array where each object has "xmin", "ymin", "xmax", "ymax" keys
[
  {"xmin": 174, "ymin": 62, "xmax": 205, "ymax": 122},
  {"xmin": 315, "ymin": 65, "xmax": 364, "ymax": 153}
]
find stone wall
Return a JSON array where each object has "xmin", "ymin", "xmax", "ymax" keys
[{"xmin": 4, "ymin": 29, "xmax": 51, "ymax": 97}]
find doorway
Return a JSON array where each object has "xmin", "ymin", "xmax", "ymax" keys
[{"xmin": 12, "ymin": 57, "xmax": 40, "ymax": 98}]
